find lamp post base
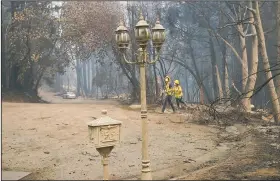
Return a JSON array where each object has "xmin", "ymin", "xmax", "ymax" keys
[{"xmin": 141, "ymin": 160, "xmax": 152, "ymax": 180}]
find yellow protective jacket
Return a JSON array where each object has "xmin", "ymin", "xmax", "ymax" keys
[
  {"xmin": 165, "ymin": 82, "xmax": 173, "ymax": 96},
  {"xmin": 174, "ymin": 85, "xmax": 183, "ymax": 98}
]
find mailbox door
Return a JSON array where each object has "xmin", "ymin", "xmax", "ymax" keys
[{"xmin": 98, "ymin": 124, "xmax": 120, "ymax": 147}]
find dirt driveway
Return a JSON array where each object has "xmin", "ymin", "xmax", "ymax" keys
[{"xmin": 2, "ymin": 93, "xmax": 224, "ymax": 180}]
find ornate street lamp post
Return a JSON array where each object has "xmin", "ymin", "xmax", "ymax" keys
[{"xmin": 115, "ymin": 12, "xmax": 165, "ymax": 180}]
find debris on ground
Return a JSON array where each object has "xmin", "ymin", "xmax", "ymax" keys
[
  {"xmin": 129, "ymin": 104, "xmax": 141, "ymax": 110},
  {"xmin": 3, "ymin": 91, "xmax": 280, "ymax": 180},
  {"xmin": 225, "ymin": 126, "xmax": 239, "ymax": 135},
  {"xmin": 261, "ymin": 115, "xmax": 275, "ymax": 123}
]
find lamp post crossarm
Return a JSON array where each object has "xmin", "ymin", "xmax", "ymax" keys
[
  {"xmin": 146, "ymin": 49, "xmax": 161, "ymax": 64},
  {"xmin": 121, "ymin": 52, "xmax": 138, "ymax": 64}
]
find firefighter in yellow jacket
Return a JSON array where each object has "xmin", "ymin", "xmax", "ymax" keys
[
  {"xmin": 161, "ymin": 76, "xmax": 176, "ymax": 113},
  {"xmin": 174, "ymin": 80, "xmax": 187, "ymax": 108}
]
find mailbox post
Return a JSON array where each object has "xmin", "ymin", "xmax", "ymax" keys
[{"xmin": 87, "ymin": 110, "xmax": 122, "ymax": 180}]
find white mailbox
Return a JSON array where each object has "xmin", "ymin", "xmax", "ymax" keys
[
  {"xmin": 87, "ymin": 110, "xmax": 122, "ymax": 180},
  {"xmin": 87, "ymin": 110, "xmax": 122, "ymax": 148}
]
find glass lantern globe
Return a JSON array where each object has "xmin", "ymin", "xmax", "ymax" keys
[
  {"xmin": 152, "ymin": 18, "xmax": 165, "ymax": 50},
  {"xmin": 135, "ymin": 14, "xmax": 150, "ymax": 48},
  {"xmin": 115, "ymin": 21, "xmax": 130, "ymax": 51}
]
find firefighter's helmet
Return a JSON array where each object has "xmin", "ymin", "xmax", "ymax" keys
[{"xmin": 165, "ymin": 76, "xmax": 170, "ymax": 82}]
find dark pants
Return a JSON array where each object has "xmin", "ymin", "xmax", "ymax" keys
[
  {"xmin": 162, "ymin": 95, "xmax": 175, "ymax": 112},
  {"xmin": 175, "ymin": 97, "xmax": 187, "ymax": 108}
]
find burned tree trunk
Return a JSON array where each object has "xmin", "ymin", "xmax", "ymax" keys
[
  {"xmin": 250, "ymin": 1, "xmax": 280, "ymax": 123},
  {"xmin": 276, "ymin": 0, "xmax": 280, "ymax": 102},
  {"xmin": 242, "ymin": 1, "xmax": 259, "ymax": 112},
  {"xmin": 237, "ymin": 24, "xmax": 249, "ymax": 93},
  {"xmin": 76, "ymin": 60, "xmax": 82, "ymax": 96},
  {"xmin": 209, "ymin": 36, "xmax": 219, "ymax": 100},
  {"xmin": 216, "ymin": 65, "xmax": 223, "ymax": 99}
]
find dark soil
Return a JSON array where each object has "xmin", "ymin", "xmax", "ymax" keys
[{"xmin": 2, "ymin": 89, "xmax": 48, "ymax": 103}]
